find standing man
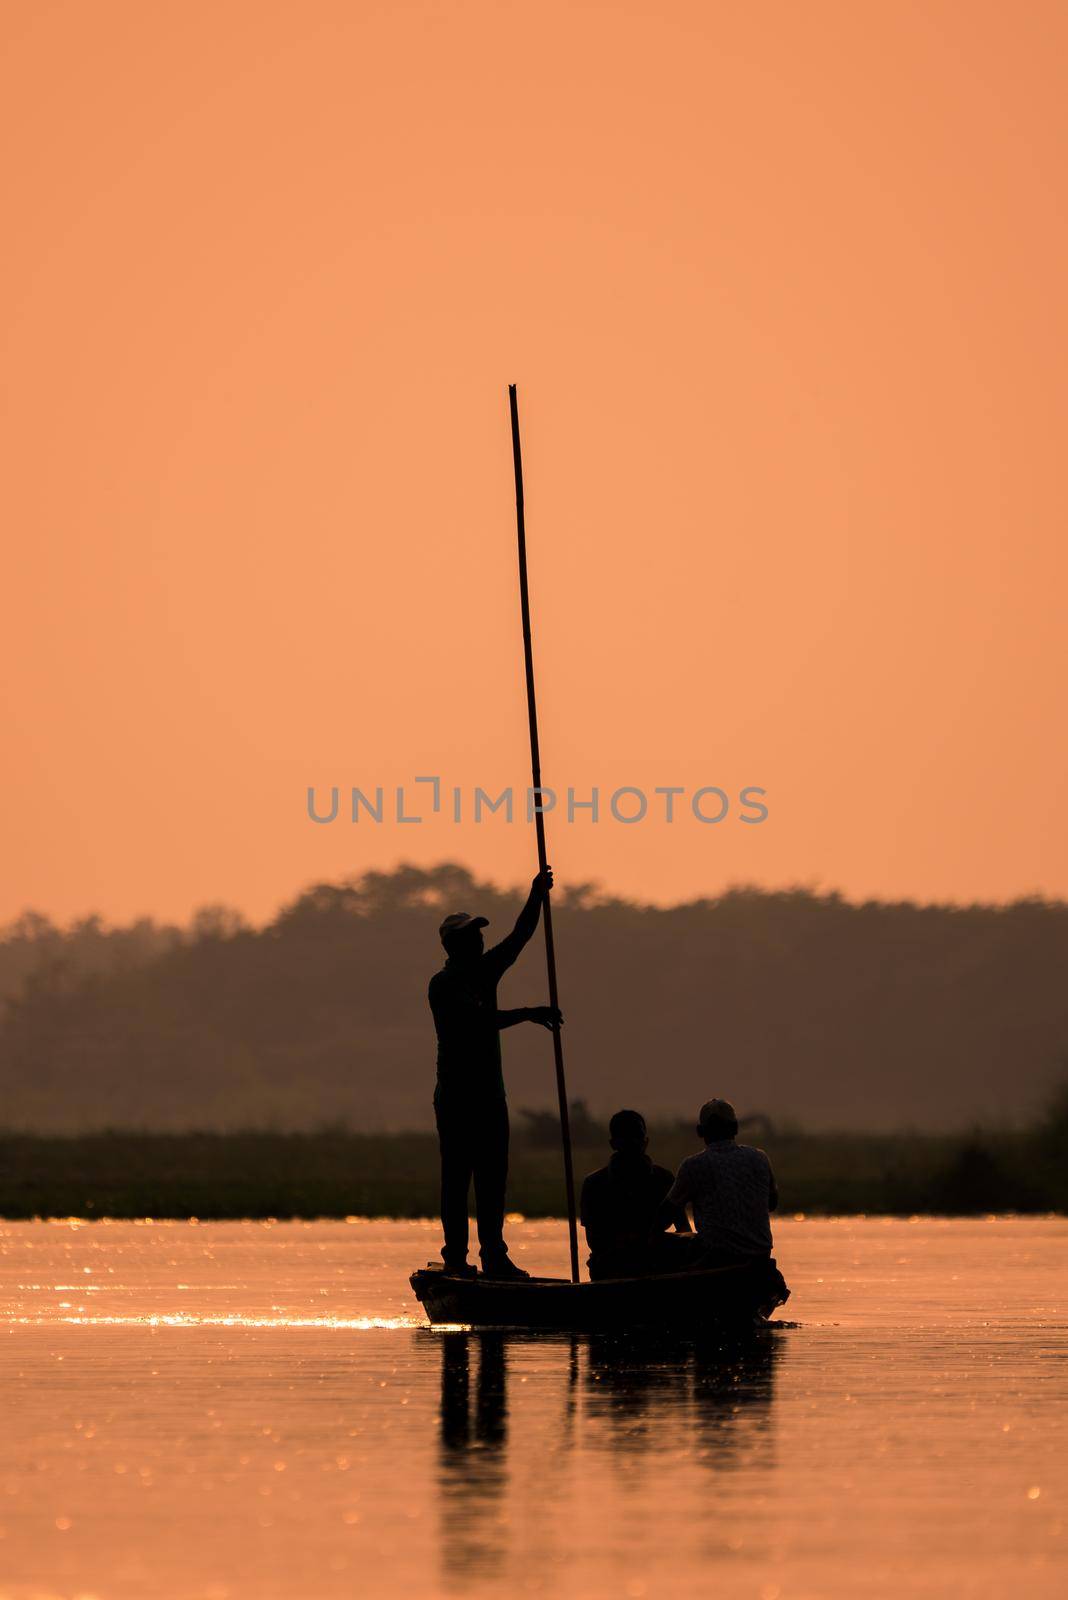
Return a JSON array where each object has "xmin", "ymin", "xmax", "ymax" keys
[{"xmin": 429, "ymin": 868, "xmax": 562, "ymax": 1280}]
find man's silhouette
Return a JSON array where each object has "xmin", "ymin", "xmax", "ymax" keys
[
  {"xmin": 429, "ymin": 868, "xmax": 561, "ymax": 1279},
  {"xmin": 579, "ymin": 1109, "xmax": 697, "ymax": 1280},
  {"xmin": 666, "ymin": 1097, "xmax": 778, "ymax": 1262}
]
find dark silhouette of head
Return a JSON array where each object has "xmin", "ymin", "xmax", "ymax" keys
[
  {"xmin": 439, "ymin": 912, "xmax": 488, "ymax": 964},
  {"xmin": 697, "ymin": 1098, "xmax": 738, "ymax": 1143},
  {"xmin": 609, "ymin": 1108, "xmax": 648, "ymax": 1155}
]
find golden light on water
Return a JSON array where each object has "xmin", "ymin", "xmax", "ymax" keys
[
  {"xmin": 12, "ymin": 1314, "xmax": 423, "ymax": 1330},
  {"xmin": 2, "ymin": 1217, "xmax": 1065, "ymax": 1598}
]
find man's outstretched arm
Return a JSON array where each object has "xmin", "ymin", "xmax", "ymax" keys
[
  {"xmin": 496, "ymin": 1006, "xmax": 564, "ymax": 1031},
  {"xmin": 485, "ymin": 867, "xmax": 554, "ymax": 973}
]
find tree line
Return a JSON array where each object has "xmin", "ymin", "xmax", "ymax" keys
[{"xmin": 1, "ymin": 863, "xmax": 1066, "ymax": 1132}]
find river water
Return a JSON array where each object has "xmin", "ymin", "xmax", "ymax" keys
[{"xmin": 1, "ymin": 1216, "xmax": 1065, "ymax": 1599}]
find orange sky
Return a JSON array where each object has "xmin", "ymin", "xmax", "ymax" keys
[{"xmin": 2, "ymin": 0, "xmax": 1066, "ymax": 925}]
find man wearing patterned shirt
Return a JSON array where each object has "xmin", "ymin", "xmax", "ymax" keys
[{"xmin": 666, "ymin": 1098, "xmax": 779, "ymax": 1262}]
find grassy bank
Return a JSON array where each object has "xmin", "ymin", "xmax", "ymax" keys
[{"xmin": 0, "ymin": 1118, "xmax": 1065, "ymax": 1219}]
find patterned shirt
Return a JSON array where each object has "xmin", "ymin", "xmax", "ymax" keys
[{"xmin": 667, "ymin": 1141, "xmax": 776, "ymax": 1257}]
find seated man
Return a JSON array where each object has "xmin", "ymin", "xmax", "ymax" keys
[
  {"xmin": 580, "ymin": 1109, "xmax": 697, "ymax": 1281},
  {"xmin": 666, "ymin": 1097, "xmax": 778, "ymax": 1264}
]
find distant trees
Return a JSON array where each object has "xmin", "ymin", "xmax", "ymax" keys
[
  {"xmin": 1, "ymin": 864, "xmax": 1067, "ymax": 1133},
  {"xmin": 0, "ymin": 911, "xmax": 184, "ymax": 1011},
  {"xmin": 518, "ymin": 1100, "xmax": 601, "ymax": 1148}
]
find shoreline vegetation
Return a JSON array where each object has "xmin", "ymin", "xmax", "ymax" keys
[{"xmin": 2, "ymin": 1094, "xmax": 1066, "ymax": 1220}]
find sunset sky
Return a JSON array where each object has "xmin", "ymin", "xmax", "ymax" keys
[{"xmin": 2, "ymin": 0, "xmax": 1066, "ymax": 925}]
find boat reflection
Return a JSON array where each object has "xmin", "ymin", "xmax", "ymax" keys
[{"xmin": 433, "ymin": 1327, "xmax": 782, "ymax": 1581}]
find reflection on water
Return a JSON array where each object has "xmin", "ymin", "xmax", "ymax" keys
[
  {"xmin": 435, "ymin": 1325, "xmax": 782, "ymax": 1582},
  {"xmin": 586, "ymin": 1329, "xmax": 779, "ymax": 1465},
  {"xmin": 439, "ymin": 1332, "xmax": 511, "ymax": 1577},
  {"xmin": 0, "ymin": 1217, "xmax": 1065, "ymax": 1600}
]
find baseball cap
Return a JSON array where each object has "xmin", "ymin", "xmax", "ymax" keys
[
  {"xmin": 698, "ymin": 1097, "xmax": 737, "ymax": 1127},
  {"xmin": 439, "ymin": 912, "xmax": 489, "ymax": 943}
]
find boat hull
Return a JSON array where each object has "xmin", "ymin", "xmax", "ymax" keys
[{"xmin": 410, "ymin": 1259, "xmax": 789, "ymax": 1332}]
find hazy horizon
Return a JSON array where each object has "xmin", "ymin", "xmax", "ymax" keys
[{"xmin": 4, "ymin": 861, "xmax": 1065, "ymax": 1135}]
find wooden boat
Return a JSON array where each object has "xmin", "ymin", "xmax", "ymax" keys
[{"xmin": 410, "ymin": 1258, "xmax": 789, "ymax": 1333}]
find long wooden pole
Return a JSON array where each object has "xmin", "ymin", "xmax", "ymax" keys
[{"xmin": 508, "ymin": 383, "xmax": 580, "ymax": 1284}]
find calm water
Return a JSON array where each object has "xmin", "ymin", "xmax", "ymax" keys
[{"xmin": 1, "ymin": 1217, "xmax": 1065, "ymax": 1600}]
